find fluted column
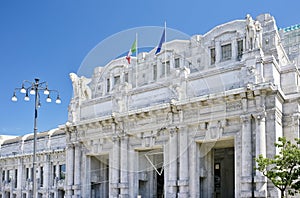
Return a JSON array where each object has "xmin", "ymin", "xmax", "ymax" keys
[
  {"xmin": 119, "ymin": 135, "xmax": 129, "ymax": 198},
  {"xmin": 66, "ymin": 143, "xmax": 74, "ymax": 198},
  {"xmin": 178, "ymin": 126, "xmax": 189, "ymax": 198},
  {"xmin": 167, "ymin": 127, "xmax": 178, "ymax": 197},
  {"xmin": 110, "ymin": 136, "xmax": 120, "ymax": 197}
]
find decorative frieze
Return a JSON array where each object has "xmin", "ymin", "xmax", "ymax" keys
[{"xmin": 226, "ymin": 101, "xmax": 242, "ymax": 112}]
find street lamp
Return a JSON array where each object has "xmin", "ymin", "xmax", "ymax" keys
[{"xmin": 12, "ymin": 78, "xmax": 61, "ymax": 198}]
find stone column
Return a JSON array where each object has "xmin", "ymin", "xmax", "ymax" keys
[
  {"xmin": 110, "ymin": 136, "xmax": 120, "ymax": 197},
  {"xmin": 74, "ymin": 142, "xmax": 82, "ymax": 196},
  {"xmin": 17, "ymin": 158, "xmax": 23, "ymax": 198},
  {"xmin": 119, "ymin": 135, "xmax": 129, "ymax": 198},
  {"xmin": 178, "ymin": 127, "xmax": 189, "ymax": 198},
  {"xmin": 43, "ymin": 155, "xmax": 50, "ymax": 198},
  {"xmin": 82, "ymin": 153, "xmax": 90, "ymax": 198},
  {"xmin": 189, "ymin": 137, "xmax": 198, "ymax": 198},
  {"xmin": 254, "ymin": 112, "xmax": 267, "ymax": 197},
  {"xmin": 167, "ymin": 127, "xmax": 178, "ymax": 197},
  {"xmin": 240, "ymin": 115, "xmax": 253, "ymax": 197},
  {"xmin": 28, "ymin": 166, "xmax": 33, "ymax": 184},
  {"xmin": 66, "ymin": 143, "xmax": 74, "ymax": 198}
]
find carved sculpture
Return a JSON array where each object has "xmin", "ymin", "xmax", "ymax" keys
[
  {"xmin": 255, "ymin": 21, "xmax": 263, "ymax": 49},
  {"xmin": 246, "ymin": 14, "xmax": 256, "ymax": 50},
  {"xmin": 69, "ymin": 73, "xmax": 92, "ymax": 100},
  {"xmin": 246, "ymin": 14, "xmax": 263, "ymax": 50}
]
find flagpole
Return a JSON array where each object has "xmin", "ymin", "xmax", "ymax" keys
[
  {"xmin": 136, "ymin": 33, "xmax": 138, "ymax": 88},
  {"xmin": 164, "ymin": 21, "xmax": 167, "ymax": 77}
]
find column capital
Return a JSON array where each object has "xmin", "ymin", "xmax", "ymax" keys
[
  {"xmin": 177, "ymin": 125, "xmax": 187, "ymax": 132},
  {"xmin": 169, "ymin": 127, "xmax": 179, "ymax": 136},
  {"xmin": 120, "ymin": 133, "xmax": 129, "ymax": 141},
  {"xmin": 66, "ymin": 143, "xmax": 74, "ymax": 150},
  {"xmin": 112, "ymin": 135, "xmax": 120, "ymax": 143},
  {"xmin": 253, "ymin": 111, "xmax": 266, "ymax": 121},
  {"xmin": 240, "ymin": 114, "xmax": 251, "ymax": 123},
  {"xmin": 73, "ymin": 141, "xmax": 82, "ymax": 148}
]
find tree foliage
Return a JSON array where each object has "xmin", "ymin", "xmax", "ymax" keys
[{"xmin": 256, "ymin": 137, "xmax": 300, "ymax": 198}]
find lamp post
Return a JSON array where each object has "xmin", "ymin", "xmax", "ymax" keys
[{"xmin": 12, "ymin": 78, "xmax": 61, "ymax": 198}]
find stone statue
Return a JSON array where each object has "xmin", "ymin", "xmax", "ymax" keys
[
  {"xmin": 246, "ymin": 14, "xmax": 256, "ymax": 50},
  {"xmin": 255, "ymin": 21, "xmax": 263, "ymax": 49},
  {"xmin": 68, "ymin": 100, "xmax": 78, "ymax": 123},
  {"xmin": 69, "ymin": 73, "xmax": 92, "ymax": 100}
]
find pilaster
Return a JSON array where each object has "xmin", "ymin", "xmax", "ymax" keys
[
  {"xmin": 82, "ymin": 153, "xmax": 91, "ymax": 198},
  {"xmin": 254, "ymin": 112, "xmax": 267, "ymax": 197},
  {"xmin": 167, "ymin": 127, "xmax": 178, "ymax": 197},
  {"xmin": 110, "ymin": 136, "xmax": 120, "ymax": 198},
  {"xmin": 240, "ymin": 115, "xmax": 254, "ymax": 197},
  {"xmin": 119, "ymin": 135, "xmax": 129, "ymax": 198},
  {"xmin": 73, "ymin": 142, "xmax": 82, "ymax": 196},
  {"xmin": 178, "ymin": 126, "xmax": 189, "ymax": 198},
  {"xmin": 188, "ymin": 138, "xmax": 198, "ymax": 198},
  {"xmin": 66, "ymin": 143, "xmax": 74, "ymax": 198},
  {"xmin": 43, "ymin": 155, "xmax": 50, "ymax": 198},
  {"xmin": 17, "ymin": 158, "xmax": 23, "ymax": 198}
]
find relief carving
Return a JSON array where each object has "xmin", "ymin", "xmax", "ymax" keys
[{"xmin": 226, "ymin": 101, "xmax": 242, "ymax": 112}]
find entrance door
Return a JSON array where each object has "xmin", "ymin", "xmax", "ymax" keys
[
  {"xmin": 214, "ymin": 147, "xmax": 234, "ymax": 198},
  {"xmin": 138, "ymin": 149, "xmax": 164, "ymax": 198},
  {"xmin": 58, "ymin": 190, "xmax": 65, "ymax": 198},
  {"xmin": 90, "ymin": 155, "xmax": 109, "ymax": 198}
]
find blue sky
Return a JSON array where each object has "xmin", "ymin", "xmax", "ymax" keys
[{"xmin": 0, "ymin": 0, "xmax": 299, "ymax": 136}]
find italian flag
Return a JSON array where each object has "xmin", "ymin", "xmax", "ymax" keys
[{"xmin": 126, "ymin": 39, "xmax": 137, "ymax": 64}]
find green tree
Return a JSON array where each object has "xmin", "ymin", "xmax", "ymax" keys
[{"xmin": 256, "ymin": 137, "xmax": 300, "ymax": 198}]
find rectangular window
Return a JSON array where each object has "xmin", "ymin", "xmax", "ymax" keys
[
  {"xmin": 2, "ymin": 170, "xmax": 5, "ymax": 182},
  {"xmin": 166, "ymin": 61, "xmax": 170, "ymax": 75},
  {"xmin": 40, "ymin": 167, "xmax": 43, "ymax": 187},
  {"xmin": 14, "ymin": 169, "xmax": 17, "ymax": 188},
  {"xmin": 53, "ymin": 165, "xmax": 56, "ymax": 180},
  {"xmin": 59, "ymin": 164, "xmax": 66, "ymax": 180},
  {"xmin": 175, "ymin": 58, "xmax": 180, "ymax": 68},
  {"xmin": 124, "ymin": 73, "xmax": 129, "ymax": 83},
  {"xmin": 161, "ymin": 62, "xmax": 166, "ymax": 77},
  {"xmin": 221, "ymin": 43, "xmax": 232, "ymax": 61},
  {"xmin": 7, "ymin": 170, "xmax": 10, "ymax": 182},
  {"xmin": 106, "ymin": 78, "xmax": 110, "ymax": 93},
  {"xmin": 114, "ymin": 75, "xmax": 120, "ymax": 86},
  {"xmin": 237, "ymin": 40, "xmax": 243, "ymax": 60},
  {"xmin": 31, "ymin": 168, "xmax": 33, "ymax": 181},
  {"xmin": 153, "ymin": 65, "xmax": 157, "ymax": 80},
  {"xmin": 26, "ymin": 168, "xmax": 29, "ymax": 180},
  {"xmin": 210, "ymin": 48, "xmax": 216, "ymax": 65}
]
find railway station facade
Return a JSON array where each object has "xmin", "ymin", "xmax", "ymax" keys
[{"xmin": 1, "ymin": 13, "xmax": 300, "ymax": 197}]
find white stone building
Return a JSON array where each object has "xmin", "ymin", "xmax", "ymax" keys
[
  {"xmin": 1, "ymin": 13, "xmax": 300, "ymax": 198},
  {"xmin": 0, "ymin": 129, "xmax": 66, "ymax": 198}
]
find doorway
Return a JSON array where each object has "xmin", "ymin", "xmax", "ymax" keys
[
  {"xmin": 214, "ymin": 147, "xmax": 234, "ymax": 198},
  {"xmin": 90, "ymin": 155, "xmax": 109, "ymax": 198},
  {"xmin": 138, "ymin": 149, "xmax": 164, "ymax": 198}
]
